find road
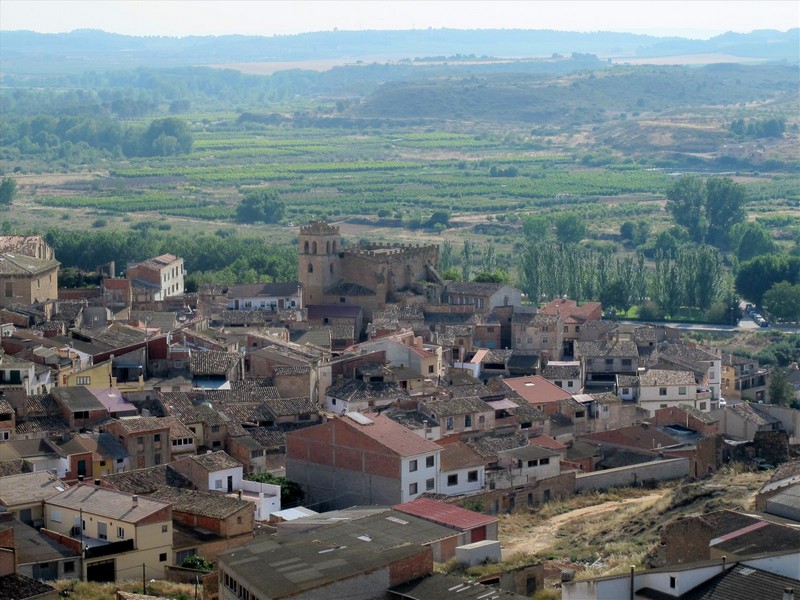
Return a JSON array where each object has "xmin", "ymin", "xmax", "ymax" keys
[{"xmin": 619, "ymin": 320, "xmax": 799, "ymax": 334}]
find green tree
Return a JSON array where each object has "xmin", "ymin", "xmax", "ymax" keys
[
  {"xmin": 140, "ymin": 117, "xmax": 193, "ymax": 156},
  {"xmin": 600, "ymin": 278, "xmax": 632, "ymax": 313},
  {"xmin": 462, "ymin": 239, "xmax": 474, "ymax": 282},
  {"xmin": 736, "ymin": 254, "xmax": 800, "ymax": 306},
  {"xmin": 236, "ymin": 189, "xmax": 286, "ymax": 224},
  {"xmin": 620, "ymin": 221, "xmax": 636, "ymax": 241},
  {"xmin": 666, "ymin": 175, "xmax": 707, "ymax": 242},
  {"xmin": 0, "ymin": 178, "xmax": 17, "ymax": 206},
  {"xmin": 181, "ymin": 555, "xmax": 213, "ymax": 572},
  {"xmin": 554, "ymin": 212, "xmax": 587, "ymax": 244},
  {"xmin": 705, "ymin": 177, "xmax": 747, "ymax": 247},
  {"xmin": 523, "ymin": 215, "xmax": 550, "ymax": 242},
  {"xmin": 768, "ymin": 368, "xmax": 796, "ymax": 406},
  {"xmin": 473, "ymin": 269, "xmax": 510, "ymax": 284},
  {"xmin": 440, "ymin": 267, "xmax": 461, "ymax": 281},
  {"xmin": 730, "ymin": 221, "xmax": 778, "ymax": 261},
  {"xmin": 763, "ymin": 281, "xmax": 800, "ymax": 324},
  {"xmin": 439, "ymin": 240, "xmax": 455, "ymax": 271},
  {"xmin": 427, "ymin": 210, "xmax": 450, "ymax": 229}
]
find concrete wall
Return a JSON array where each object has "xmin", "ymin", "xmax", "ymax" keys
[
  {"xmin": 286, "ymin": 458, "xmax": 401, "ymax": 510},
  {"xmin": 575, "ymin": 458, "xmax": 689, "ymax": 492}
]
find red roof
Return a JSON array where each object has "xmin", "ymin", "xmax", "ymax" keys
[
  {"xmin": 528, "ymin": 434, "xmax": 567, "ymax": 452},
  {"xmin": 502, "ymin": 375, "xmax": 572, "ymax": 405},
  {"xmin": 394, "ymin": 497, "xmax": 497, "ymax": 530},
  {"xmin": 541, "ymin": 298, "xmax": 602, "ymax": 321},
  {"xmin": 351, "ymin": 413, "xmax": 441, "ymax": 457}
]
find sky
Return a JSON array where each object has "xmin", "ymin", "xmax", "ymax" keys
[{"xmin": 1, "ymin": 1, "xmax": 798, "ymax": 39}]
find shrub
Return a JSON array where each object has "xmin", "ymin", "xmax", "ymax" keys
[{"xmin": 637, "ymin": 301, "xmax": 665, "ymax": 322}]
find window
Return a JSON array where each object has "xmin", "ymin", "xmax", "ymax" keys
[
  {"xmin": 137, "ymin": 436, "xmax": 144, "ymax": 446},
  {"xmin": 540, "ymin": 457, "xmax": 550, "ymax": 465},
  {"xmin": 159, "ymin": 553, "xmax": 167, "ymax": 562},
  {"xmin": 659, "ymin": 387, "xmax": 667, "ymax": 396},
  {"xmin": 154, "ymin": 453, "xmax": 161, "ymax": 465},
  {"xmin": 564, "ymin": 325, "xmax": 569, "ymax": 332},
  {"xmin": 64, "ymin": 561, "xmax": 75, "ymax": 574},
  {"xmin": 446, "ymin": 416, "xmax": 454, "ymax": 431},
  {"xmin": 468, "ymin": 470, "xmax": 478, "ymax": 482},
  {"xmin": 568, "ymin": 380, "xmax": 574, "ymax": 387},
  {"xmin": 211, "ymin": 425, "xmax": 220, "ymax": 433},
  {"xmin": 605, "ymin": 358, "xmax": 613, "ymax": 366},
  {"xmin": 542, "ymin": 337, "xmax": 548, "ymax": 344},
  {"xmin": 307, "ymin": 263, "xmax": 313, "ymax": 273},
  {"xmin": 699, "ymin": 402, "xmax": 707, "ymax": 410},
  {"xmin": 555, "ymin": 381, "xmax": 562, "ymax": 387},
  {"xmin": 661, "ymin": 404, "xmax": 668, "ymax": 408},
  {"xmin": 76, "ymin": 376, "xmax": 91, "ymax": 385},
  {"xmin": 4, "ymin": 282, "xmax": 11, "ymax": 298},
  {"xmin": 154, "ymin": 433, "xmax": 161, "ymax": 442},
  {"xmin": 426, "ymin": 478, "xmax": 435, "ymax": 491},
  {"xmin": 51, "ymin": 509, "xmax": 62, "ymax": 523},
  {"xmin": 409, "ymin": 459, "xmax": 418, "ymax": 473},
  {"xmin": 527, "ymin": 337, "xmax": 533, "ymax": 344},
  {"xmin": 425, "ymin": 455, "xmax": 434, "ymax": 468},
  {"xmin": 117, "ymin": 526, "xmax": 125, "ymax": 539},
  {"xmin": 528, "ymin": 460, "xmax": 537, "ymax": 467},
  {"xmin": 478, "ymin": 415, "xmax": 485, "ymax": 424},
  {"xmin": 237, "ymin": 516, "xmax": 243, "ymax": 524},
  {"xmin": 669, "ymin": 576, "xmax": 676, "ymax": 589},
  {"xmin": 678, "ymin": 386, "xmax": 687, "ymax": 395},
  {"xmin": 428, "ymin": 365, "xmax": 434, "ymax": 374},
  {"xmin": 162, "ymin": 525, "xmax": 169, "ymax": 533},
  {"xmin": 97, "ymin": 522, "xmax": 107, "ymax": 540},
  {"xmin": 575, "ymin": 326, "xmax": 580, "ymax": 332},
  {"xmin": 622, "ymin": 387, "xmax": 630, "ymax": 394},
  {"xmin": 465, "ymin": 414, "xmax": 472, "ymax": 428},
  {"xmin": 74, "ymin": 410, "xmax": 89, "ymax": 420},
  {"xmin": 447, "ymin": 474, "xmax": 458, "ymax": 486},
  {"xmin": 622, "ymin": 359, "xmax": 632, "ymax": 367},
  {"xmin": 409, "ymin": 482, "xmax": 418, "ymax": 495},
  {"xmin": 215, "ymin": 479, "xmax": 223, "ymax": 489}
]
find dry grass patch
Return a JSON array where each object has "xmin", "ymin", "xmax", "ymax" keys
[{"xmin": 52, "ymin": 579, "xmax": 199, "ymax": 600}]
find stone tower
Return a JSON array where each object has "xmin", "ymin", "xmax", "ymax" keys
[{"xmin": 298, "ymin": 221, "xmax": 341, "ymax": 305}]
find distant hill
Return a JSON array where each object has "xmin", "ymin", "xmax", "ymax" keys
[
  {"xmin": 1, "ymin": 28, "xmax": 797, "ymax": 75},
  {"xmin": 355, "ymin": 63, "xmax": 800, "ymax": 125}
]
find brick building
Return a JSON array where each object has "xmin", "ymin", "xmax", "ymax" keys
[{"xmin": 286, "ymin": 412, "xmax": 442, "ymax": 510}]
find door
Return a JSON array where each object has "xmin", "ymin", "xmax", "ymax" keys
[
  {"xmin": 471, "ymin": 525, "xmax": 487, "ymax": 543},
  {"xmin": 227, "ymin": 475, "xmax": 233, "ymax": 493},
  {"xmin": 32, "ymin": 562, "xmax": 58, "ymax": 580},
  {"xmin": 19, "ymin": 508, "xmax": 32, "ymax": 526},
  {"xmin": 77, "ymin": 460, "xmax": 87, "ymax": 478},
  {"xmin": 87, "ymin": 559, "xmax": 115, "ymax": 583}
]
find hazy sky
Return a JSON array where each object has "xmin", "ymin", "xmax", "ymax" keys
[{"xmin": 1, "ymin": 1, "xmax": 798, "ymax": 39}]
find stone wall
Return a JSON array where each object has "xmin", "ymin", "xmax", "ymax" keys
[{"xmin": 574, "ymin": 458, "xmax": 690, "ymax": 492}]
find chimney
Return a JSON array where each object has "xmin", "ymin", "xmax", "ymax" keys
[
  {"xmin": 783, "ymin": 588, "xmax": 794, "ymax": 600},
  {"xmin": 722, "ymin": 555, "xmax": 726, "ymax": 571},
  {"xmin": 132, "ymin": 495, "xmax": 138, "ymax": 507},
  {"xmin": 94, "ymin": 478, "xmax": 100, "ymax": 486}
]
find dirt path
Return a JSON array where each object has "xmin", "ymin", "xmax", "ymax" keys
[{"xmin": 502, "ymin": 492, "xmax": 668, "ymax": 558}]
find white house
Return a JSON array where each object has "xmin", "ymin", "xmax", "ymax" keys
[
  {"xmin": 170, "ymin": 451, "xmax": 244, "ymax": 493},
  {"xmin": 638, "ymin": 369, "xmax": 708, "ymax": 415},
  {"xmin": 225, "ymin": 282, "xmax": 302, "ymax": 311},
  {"xmin": 494, "ymin": 445, "xmax": 560, "ymax": 489},
  {"xmin": 234, "ymin": 479, "xmax": 281, "ymax": 521},
  {"xmin": 438, "ymin": 442, "xmax": 485, "ymax": 496}
]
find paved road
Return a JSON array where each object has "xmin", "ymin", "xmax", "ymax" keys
[{"xmin": 619, "ymin": 320, "xmax": 799, "ymax": 334}]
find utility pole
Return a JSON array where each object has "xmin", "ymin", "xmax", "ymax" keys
[{"xmin": 142, "ymin": 563, "xmax": 146, "ymax": 594}]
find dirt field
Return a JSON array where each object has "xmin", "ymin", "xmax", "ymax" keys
[{"xmin": 501, "ymin": 492, "xmax": 668, "ymax": 558}]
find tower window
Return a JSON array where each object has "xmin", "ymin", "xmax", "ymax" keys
[
  {"xmin": 304, "ymin": 241, "xmax": 309, "ymax": 253},
  {"xmin": 326, "ymin": 241, "xmax": 331, "ymax": 253},
  {"xmin": 307, "ymin": 263, "xmax": 313, "ymax": 273},
  {"xmin": 330, "ymin": 264, "xmax": 334, "ymax": 274},
  {"xmin": 312, "ymin": 241, "xmax": 317, "ymax": 254}
]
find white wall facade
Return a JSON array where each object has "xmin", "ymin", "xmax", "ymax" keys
[{"xmin": 400, "ymin": 451, "xmax": 441, "ymax": 502}]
